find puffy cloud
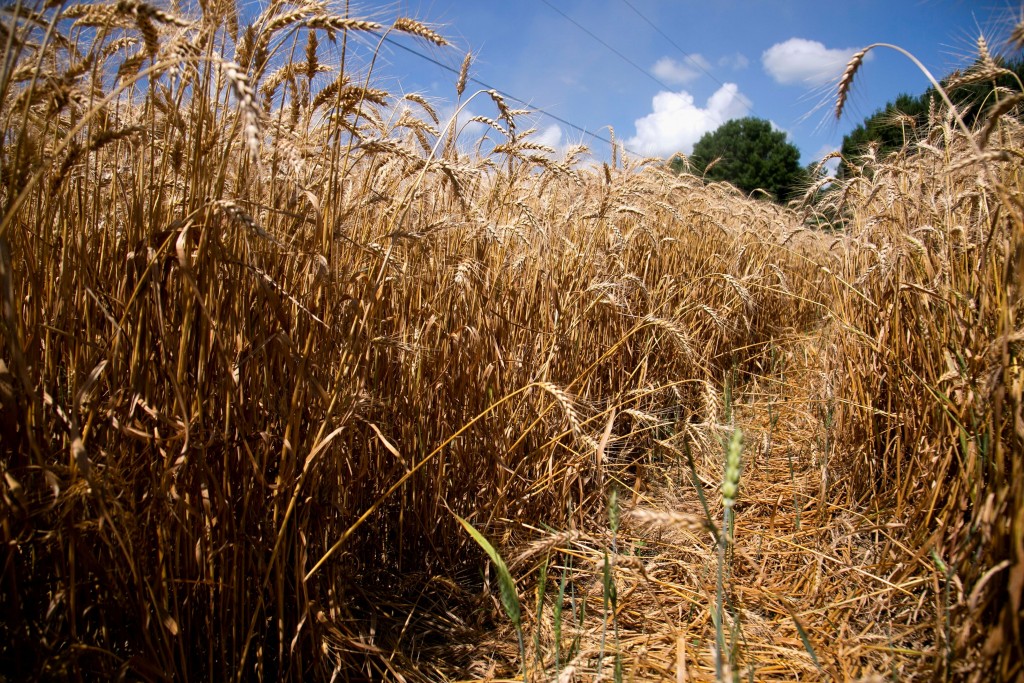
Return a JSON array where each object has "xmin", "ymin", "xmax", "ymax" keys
[
  {"xmin": 626, "ymin": 83, "xmax": 752, "ymax": 157},
  {"xmin": 652, "ymin": 55, "xmax": 712, "ymax": 86},
  {"xmin": 718, "ymin": 52, "xmax": 750, "ymax": 71},
  {"xmin": 762, "ymin": 38, "xmax": 865, "ymax": 87},
  {"xmin": 533, "ymin": 123, "xmax": 563, "ymax": 151}
]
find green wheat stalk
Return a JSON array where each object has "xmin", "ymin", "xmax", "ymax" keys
[
  {"xmin": 598, "ymin": 488, "xmax": 622, "ymax": 680},
  {"xmin": 534, "ymin": 552, "xmax": 549, "ymax": 675},
  {"xmin": 554, "ymin": 564, "xmax": 568, "ymax": 673},
  {"xmin": 716, "ymin": 428, "xmax": 743, "ymax": 681}
]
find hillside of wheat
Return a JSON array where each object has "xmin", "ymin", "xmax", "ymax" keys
[{"xmin": 0, "ymin": 3, "xmax": 1021, "ymax": 681}]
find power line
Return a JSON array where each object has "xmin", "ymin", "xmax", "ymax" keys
[
  {"xmin": 536, "ymin": 0, "xmax": 677, "ymax": 92},
  {"xmin": 382, "ymin": 35, "xmax": 643, "ymax": 155},
  {"xmin": 617, "ymin": 0, "xmax": 724, "ymax": 89},
  {"xmin": 616, "ymin": 0, "xmax": 767, "ymax": 122},
  {"xmin": 540, "ymin": 0, "xmax": 768, "ymax": 130}
]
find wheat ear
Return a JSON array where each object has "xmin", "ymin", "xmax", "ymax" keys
[
  {"xmin": 456, "ymin": 52, "xmax": 471, "ymax": 99},
  {"xmin": 392, "ymin": 18, "xmax": 449, "ymax": 46},
  {"xmin": 835, "ymin": 47, "xmax": 872, "ymax": 120},
  {"xmin": 1011, "ymin": 17, "xmax": 1024, "ymax": 50}
]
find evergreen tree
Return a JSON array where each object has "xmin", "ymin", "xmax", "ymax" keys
[
  {"xmin": 689, "ymin": 117, "xmax": 805, "ymax": 202},
  {"xmin": 840, "ymin": 57, "xmax": 1024, "ymax": 170}
]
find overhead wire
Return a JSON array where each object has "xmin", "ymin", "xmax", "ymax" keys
[
  {"xmin": 381, "ymin": 35, "xmax": 645, "ymax": 155},
  {"xmin": 617, "ymin": 0, "xmax": 726, "ymax": 90},
  {"xmin": 533, "ymin": 0, "xmax": 770, "ymax": 157},
  {"xmin": 384, "ymin": 1, "xmax": 751, "ymax": 160},
  {"xmin": 536, "ymin": 0, "xmax": 678, "ymax": 92},
  {"xmin": 382, "ymin": 0, "xmax": 768, "ymax": 159},
  {"xmin": 616, "ymin": 0, "xmax": 834, "ymax": 142}
]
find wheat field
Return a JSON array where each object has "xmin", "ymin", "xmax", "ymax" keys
[{"xmin": 0, "ymin": 2, "xmax": 1021, "ymax": 681}]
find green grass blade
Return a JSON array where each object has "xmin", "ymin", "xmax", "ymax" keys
[
  {"xmin": 454, "ymin": 513, "xmax": 527, "ymax": 679},
  {"xmin": 790, "ymin": 612, "xmax": 822, "ymax": 673},
  {"xmin": 453, "ymin": 514, "xmax": 521, "ymax": 628}
]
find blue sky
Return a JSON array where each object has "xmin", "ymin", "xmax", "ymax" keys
[{"xmin": 340, "ymin": 1, "xmax": 1017, "ymax": 165}]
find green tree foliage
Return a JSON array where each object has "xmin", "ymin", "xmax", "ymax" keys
[
  {"xmin": 840, "ymin": 93, "xmax": 928, "ymax": 163},
  {"xmin": 688, "ymin": 117, "xmax": 805, "ymax": 202},
  {"xmin": 841, "ymin": 57, "xmax": 1024, "ymax": 167}
]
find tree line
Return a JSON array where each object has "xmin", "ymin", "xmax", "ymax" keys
[{"xmin": 670, "ymin": 56, "xmax": 1024, "ymax": 203}]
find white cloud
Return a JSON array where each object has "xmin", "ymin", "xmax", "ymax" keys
[
  {"xmin": 718, "ymin": 52, "xmax": 749, "ymax": 71},
  {"xmin": 626, "ymin": 83, "xmax": 752, "ymax": 157},
  {"xmin": 762, "ymin": 38, "xmax": 865, "ymax": 87},
  {"xmin": 652, "ymin": 55, "xmax": 711, "ymax": 86},
  {"xmin": 533, "ymin": 124, "xmax": 563, "ymax": 151}
]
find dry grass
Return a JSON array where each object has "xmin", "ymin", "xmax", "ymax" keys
[{"xmin": 0, "ymin": 2, "xmax": 1021, "ymax": 682}]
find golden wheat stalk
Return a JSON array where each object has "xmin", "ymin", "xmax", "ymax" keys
[
  {"xmin": 392, "ymin": 17, "xmax": 449, "ymax": 46},
  {"xmin": 456, "ymin": 52, "xmax": 472, "ymax": 98},
  {"xmin": 835, "ymin": 47, "xmax": 871, "ymax": 120}
]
